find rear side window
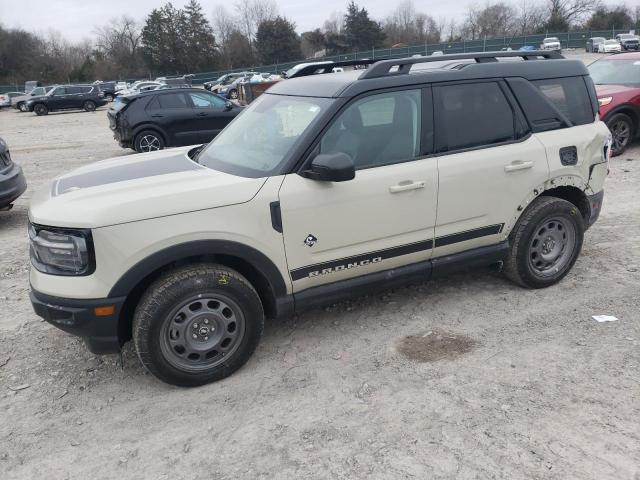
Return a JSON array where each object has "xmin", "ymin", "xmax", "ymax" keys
[
  {"xmin": 435, "ymin": 82, "xmax": 515, "ymax": 152},
  {"xmin": 157, "ymin": 93, "xmax": 188, "ymax": 109},
  {"xmin": 532, "ymin": 77, "xmax": 594, "ymax": 126}
]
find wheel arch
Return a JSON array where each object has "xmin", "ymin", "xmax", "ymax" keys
[
  {"xmin": 539, "ymin": 185, "xmax": 590, "ymax": 225},
  {"xmin": 109, "ymin": 240, "xmax": 292, "ymax": 343},
  {"xmin": 132, "ymin": 125, "xmax": 168, "ymax": 145}
]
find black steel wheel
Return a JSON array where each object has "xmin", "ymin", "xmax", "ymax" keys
[
  {"xmin": 503, "ymin": 196, "xmax": 584, "ymax": 288},
  {"xmin": 133, "ymin": 263, "xmax": 264, "ymax": 387}
]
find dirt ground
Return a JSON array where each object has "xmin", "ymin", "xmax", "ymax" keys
[{"xmin": 1, "ymin": 75, "xmax": 639, "ymax": 479}]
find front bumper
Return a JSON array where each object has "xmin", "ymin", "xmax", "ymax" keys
[
  {"xmin": 30, "ymin": 289, "xmax": 126, "ymax": 354},
  {"xmin": 0, "ymin": 163, "xmax": 27, "ymax": 207},
  {"xmin": 586, "ymin": 190, "xmax": 604, "ymax": 227}
]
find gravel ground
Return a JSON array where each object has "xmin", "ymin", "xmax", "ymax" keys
[{"xmin": 1, "ymin": 76, "xmax": 639, "ymax": 480}]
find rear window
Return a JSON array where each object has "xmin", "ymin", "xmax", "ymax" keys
[
  {"xmin": 436, "ymin": 82, "xmax": 516, "ymax": 151},
  {"xmin": 157, "ymin": 93, "xmax": 187, "ymax": 108},
  {"xmin": 532, "ymin": 77, "xmax": 594, "ymax": 125},
  {"xmin": 111, "ymin": 96, "xmax": 130, "ymax": 113}
]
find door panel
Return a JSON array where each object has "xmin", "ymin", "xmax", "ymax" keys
[
  {"xmin": 434, "ymin": 136, "xmax": 549, "ymax": 257},
  {"xmin": 187, "ymin": 92, "xmax": 236, "ymax": 143},
  {"xmin": 432, "ymin": 81, "xmax": 549, "ymax": 257},
  {"xmin": 279, "ymin": 160, "xmax": 438, "ymax": 292}
]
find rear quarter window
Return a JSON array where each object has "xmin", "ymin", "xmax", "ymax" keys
[{"xmin": 532, "ymin": 77, "xmax": 594, "ymax": 126}]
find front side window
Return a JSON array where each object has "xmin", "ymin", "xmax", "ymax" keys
[
  {"xmin": 197, "ymin": 93, "xmax": 332, "ymax": 177},
  {"xmin": 320, "ymin": 89, "xmax": 422, "ymax": 169},
  {"xmin": 436, "ymin": 82, "xmax": 515, "ymax": 151},
  {"xmin": 533, "ymin": 77, "xmax": 594, "ymax": 125},
  {"xmin": 190, "ymin": 92, "xmax": 226, "ymax": 109},
  {"xmin": 51, "ymin": 87, "xmax": 67, "ymax": 96}
]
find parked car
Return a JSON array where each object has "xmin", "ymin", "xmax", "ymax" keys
[
  {"xmin": 615, "ymin": 33, "xmax": 639, "ymax": 51},
  {"xmin": 586, "ymin": 37, "xmax": 605, "ymax": 52},
  {"xmin": 0, "ymin": 137, "xmax": 27, "ymax": 211},
  {"xmin": 26, "ymin": 84, "xmax": 107, "ymax": 116},
  {"xmin": 203, "ymin": 73, "xmax": 245, "ymax": 92},
  {"xmin": 29, "ymin": 51, "xmax": 609, "ymax": 386},
  {"xmin": 0, "ymin": 92, "xmax": 25, "ymax": 108},
  {"xmin": 588, "ymin": 51, "xmax": 640, "ymax": 155},
  {"xmin": 107, "ymin": 88, "xmax": 243, "ymax": 152},
  {"xmin": 11, "ymin": 86, "xmax": 55, "ymax": 111},
  {"xmin": 95, "ymin": 81, "xmax": 117, "ymax": 101},
  {"xmin": 208, "ymin": 72, "xmax": 259, "ymax": 99},
  {"xmin": 600, "ymin": 39, "xmax": 622, "ymax": 53},
  {"xmin": 116, "ymin": 81, "xmax": 163, "ymax": 97},
  {"xmin": 540, "ymin": 37, "xmax": 561, "ymax": 51},
  {"xmin": 155, "ymin": 75, "xmax": 193, "ymax": 87}
]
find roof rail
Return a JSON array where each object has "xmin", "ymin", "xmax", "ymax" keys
[
  {"xmin": 359, "ymin": 50, "xmax": 564, "ymax": 80},
  {"xmin": 288, "ymin": 58, "xmax": 380, "ymax": 78}
]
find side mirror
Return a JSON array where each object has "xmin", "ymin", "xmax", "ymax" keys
[{"xmin": 304, "ymin": 152, "xmax": 355, "ymax": 182}]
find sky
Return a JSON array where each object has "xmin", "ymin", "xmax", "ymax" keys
[{"xmin": 0, "ymin": 0, "xmax": 470, "ymax": 41}]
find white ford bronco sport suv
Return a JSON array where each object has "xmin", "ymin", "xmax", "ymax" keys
[{"xmin": 29, "ymin": 51, "xmax": 610, "ymax": 386}]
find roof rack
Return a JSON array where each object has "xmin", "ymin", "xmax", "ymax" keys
[
  {"xmin": 288, "ymin": 58, "xmax": 380, "ymax": 78},
  {"xmin": 359, "ymin": 50, "xmax": 564, "ymax": 80}
]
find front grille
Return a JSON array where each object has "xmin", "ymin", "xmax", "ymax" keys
[{"xmin": 0, "ymin": 149, "xmax": 12, "ymax": 167}]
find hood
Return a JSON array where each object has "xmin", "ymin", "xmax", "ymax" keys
[
  {"xmin": 595, "ymin": 84, "xmax": 638, "ymax": 96},
  {"xmin": 29, "ymin": 146, "xmax": 267, "ymax": 229}
]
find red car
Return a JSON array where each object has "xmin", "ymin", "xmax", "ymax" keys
[{"xmin": 588, "ymin": 52, "xmax": 640, "ymax": 156}]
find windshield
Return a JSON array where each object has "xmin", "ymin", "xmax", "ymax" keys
[
  {"xmin": 197, "ymin": 94, "xmax": 333, "ymax": 177},
  {"xmin": 605, "ymin": 40, "xmax": 618, "ymax": 45},
  {"xmin": 619, "ymin": 34, "xmax": 634, "ymax": 39},
  {"xmin": 589, "ymin": 59, "xmax": 640, "ymax": 86},
  {"xmin": 544, "ymin": 38, "xmax": 559, "ymax": 43}
]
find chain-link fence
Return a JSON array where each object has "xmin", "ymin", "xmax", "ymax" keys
[{"xmin": 0, "ymin": 28, "xmax": 632, "ymax": 93}]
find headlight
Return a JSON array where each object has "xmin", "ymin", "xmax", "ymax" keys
[
  {"xmin": 29, "ymin": 223, "xmax": 95, "ymax": 276},
  {"xmin": 220, "ymin": 87, "xmax": 229, "ymax": 93},
  {"xmin": 598, "ymin": 97, "xmax": 613, "ymax": 107}
]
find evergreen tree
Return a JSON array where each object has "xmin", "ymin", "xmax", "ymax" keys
[
  {"xmin": 255, "ymin": 16, "xmax": 301, "ymax": 64},
  {"xmin": 343, "ymin": 2, "xmax": 385, "ymax": 51},
  {"xmin": 182, "ymin": 0, "xmax": 218, "ymax": 71}
]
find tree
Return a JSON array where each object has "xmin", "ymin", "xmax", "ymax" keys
[
  {"xmin": 584, "ymin": 6, "xmax": 633, "ymax": 31},
  {"xmin": 301, "ymin": 29, "xmax": 326, "ymax": 58},
  {"xmin": 343, "ymin": 1, "xmax": 385, "ymax": 50},
  {"xmin": 226, "ymin": 30, "xmax": 254, "ymax": 68},
  {"xmin": 255, "ymin": 16, "xmax": 301, "ymax": 64},
  {"xmin": 142, "ymin": 1, "xmax": 218, "ymax": 75},
  {"xmin": 182, "ymin": 0, "xmax": 218, "ymax": 71},
  {"xmin": 463, "ymin": 2, "xmax": 517, "ymax": 40},
  {"xmin": 544, "ymin": 0, "xmax": 594, "ymax": 31},
  {"xmin": 234, "ymin": 0, "xmax": 277, "ymax": 45},
  {"xmin": 383, "ymin": 0, "xmax": 440, "ymax": 46},
  {"xmin": 213, "ymin": 6, "xmax": 243, "ymax": 68},
  {"xmin": 94, "ymin": 16, "xmax": 144, "ymax": 79}
]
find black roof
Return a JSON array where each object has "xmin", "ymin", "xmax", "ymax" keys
[
  {"xmin": 124, "ymin": 87, "xmax": 207, "ymax": 100},
  {"xmin": 267, "ymin": 51, "xmax": 589, "ymax": 99}
]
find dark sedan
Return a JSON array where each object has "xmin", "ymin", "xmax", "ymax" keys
[
  {"xmin": 0, "ymin": 137, "xmax": 27, "ymax": 211},
  {"xmin": 108, "ymin": 88, "xmax": 243, "ymax": 153}
]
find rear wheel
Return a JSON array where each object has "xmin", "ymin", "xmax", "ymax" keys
[
  {"xmin": 33, "ymin": 104, "xmax": 48, "ymax": 116},
  {"xmin": 607, "ymin": 113, "xmax": 634, "ymax": 156},
  {"xmin": 503, "ymin": 196, "xmax": 584, "ymax": 289},
  {"xmin": 83, "ymin": 100, "xmax": 96, "ymax": 112},
  {"xmin": 228, "ymin": 89, "xmax": 238, "ymax": 100},
  {"xmin": 133, "ymin": 264, "xmax": 264, "ymax": 387},
  {"xmin": 134, "ymin": 130, "xmax": 164, "ymax": 153},
  {"xmin": 105, "ymin": 94, "xmax": 114, "ymax": 102}
]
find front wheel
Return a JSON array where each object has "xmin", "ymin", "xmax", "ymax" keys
[
  {"xmin": 607, "ymin": 113, "xmax": 634, "ymax": 157},
  {"xmin": 18, "ymin": 102, "xmax": 27, "ymax": 112},
  {"xmin": 133, "ymin": 264, "xmax": 264, "ymax": 387},
  {"xmin": 105, "ymin": 94, "xmax": 114, "ymax": 102},
  {"xmin": 503, "ymin": 196, "xmax": 584, "ymax": 289},
  {"xmin": 33, "ymin": 104, "xmax": 48, "ymax": 116},
  {"xmin": 228, "ymin": 89, "xmax": 238, "ymax": 100}
]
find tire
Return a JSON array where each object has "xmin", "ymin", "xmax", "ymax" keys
[
  {"xmin": 133, "ymin": 263, "xmax": 264, "ymax": 387},
  {"xmin": 606, "ymin": 113, "xmax": 634, "ymax": 157},
  {"xmin": 134, "ymin": 130, "xmax": 164, "ymax": 153},
  {"xmin": 83, "ymin": 100, "xmax": 96, "ymax": 112},
  {"xmin": 503, "ymin": 196, "xmax": 584, "ymax": 289},
  {"xmin": 33, "ymin": 103, "xmax": 48, "ymax": 116},
  {"xmin": 105, "ymin": 94, "xmax": 114, "ymax": 102},
  {"xmin": 18, "ymin": 102, "xmax": 27, "ymax": 112},
  {"xmin": 229, "ymin": 89, "xmax": 238, "ymax": 100}
]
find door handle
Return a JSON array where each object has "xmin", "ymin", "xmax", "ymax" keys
[
  {"xmin": 196, "ymin": 112, "xmax": 208, "ymax": 117},
  {"xmin": 504, "ymin": 160, "xmax": 534, "ymax": 172},
  {"xmin": 151, "ymin": 114, "xmax": 164, "ymax": 118},
  {"xmin": 389, "ymin": 181, "xmax": 425, "ymax": 193}
]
